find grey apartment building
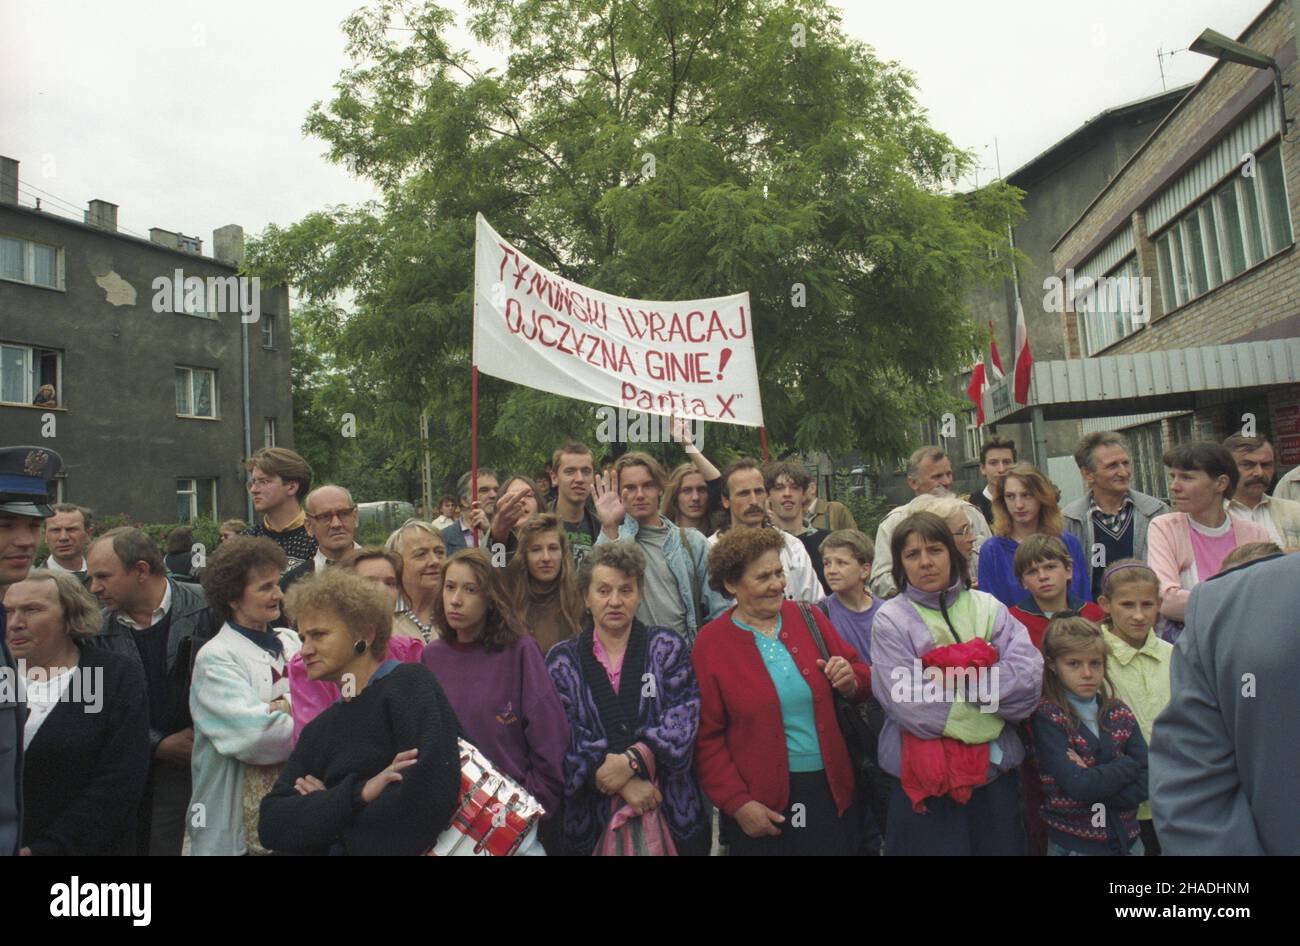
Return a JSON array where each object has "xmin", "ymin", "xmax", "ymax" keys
[{"xmin": 0, "ymin": 155, "xmax": 293, "ymax": 524}]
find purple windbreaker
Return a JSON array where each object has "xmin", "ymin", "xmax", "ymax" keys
[{"xmin": 869, "ymin": 580, "xmax": 1043, "ymax": 780}]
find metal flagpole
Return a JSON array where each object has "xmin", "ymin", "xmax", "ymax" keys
[{"xmin": 470, "ymin": 365, "xmax": 479, "ymax": 548}]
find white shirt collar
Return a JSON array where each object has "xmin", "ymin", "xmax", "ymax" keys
[
  {"xmin": 314, "ymin": 542, "xmax": 362, "ymax": 572},
  {"xmin": 119, "ymin": 580, "xmax": 172, "ymax": 631},
  {"xmin": 44, "ymin": 555, "xmax": 87, "ymax": 574},
  {"xmin": 1229, "ymin": 493, "xmax": 1272, "ymax": 512}
]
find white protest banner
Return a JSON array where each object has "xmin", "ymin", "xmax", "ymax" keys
[{"xmin": 473, "ymin": 214, "xmax": 763, "ymax": 427}]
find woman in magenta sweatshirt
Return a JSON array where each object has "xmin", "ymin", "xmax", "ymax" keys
[{"xmin": 421, "ymin": 549, "xmax": 569, "ymax": 853}]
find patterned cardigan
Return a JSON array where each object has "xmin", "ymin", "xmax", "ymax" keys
[
  {"xmin": 545, "ymin": 622, "xmax": 708, "ymax": 856},
  {"xmin": 1031, "ymin": 698, "xmax": 1147, "ymax": 851}
]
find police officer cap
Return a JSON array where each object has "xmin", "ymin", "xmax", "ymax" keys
[{"xmin": 0, "ymin": 446, "xmax": 64, "ymax": 518}]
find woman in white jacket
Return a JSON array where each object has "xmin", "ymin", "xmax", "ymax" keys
[{"xmin": 189, "ymin": 536, "xmax": 299, "ymax": 855}]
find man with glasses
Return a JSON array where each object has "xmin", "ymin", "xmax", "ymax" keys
[
  {"xmin": 245, "ymin": 447, "xmax": 317, "ymax": 573},
  {"xmin": 281, "ymin": 485, "xmax": 362, "ymax": 592},
  {"xmin": 593, "ymin": 451, "xmax": 728, "ymax": 644},
  {"xmin": 442, "ymin": 468, "xmax": 500, "ymax": 556}
]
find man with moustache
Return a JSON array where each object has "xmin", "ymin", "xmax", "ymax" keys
[
  {"xmin": 870, "ymin": 447, "xmax": 992, "ymax": 598},
  {"xmin": 706, "ymin": 458, "xmax": 823, "ymax": 603},
  {"xmin": 87, "ymin": 527, "xmax": 218, "ymax": 855},
  {"xmin": 42, "ymin": 503, "xmax": 93, "ymax": 586},
  {"xmin": 0, "ymin": 446, "xmax": 65, "ymax": 856},
  {"xmin": 1062, "ymin": 432, "xmax": 1169, "ymax": 599},
  {"xmin": 1224, "ymin": 434, "xmax": 1300, "ymax": 550},
  {"xmin": 280, "ymin": 485, "xmax": 363, "ymax": 592},
  {"xmin": 593, "ymin": 452, "xmax": 728, "ymax": 643}
]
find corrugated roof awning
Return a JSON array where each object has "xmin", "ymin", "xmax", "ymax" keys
[{"xmin": 984, "ymin": 339, "xmax": 1300, "ymax": 424}]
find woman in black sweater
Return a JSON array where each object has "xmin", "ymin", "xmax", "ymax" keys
[
  {"xmin": 260, "ymin": 569, "xmax": 461, "ymax": 855},
  {"xmin": 5, "ymin": 570, "xmax": 150, "ymax": 856}
]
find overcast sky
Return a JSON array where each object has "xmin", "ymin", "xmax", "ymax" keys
[{"xmin": 1, "ymin": 0, "xmax": 1262, "ymax": 253}]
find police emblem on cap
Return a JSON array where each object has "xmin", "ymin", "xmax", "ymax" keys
[{"xmin": 24, "ymin": 449, "xmax": 50, "ymax": 477}]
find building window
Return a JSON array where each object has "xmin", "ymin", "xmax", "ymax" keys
[
  {"xmin": 1079, "ymin": 256, "xmax": 1145, "ymax": 356},
  {"xmin": 175, "ymin": 366, "xmax": 217, "ymax": 418},
  {"xmin": 0, "ymin": 234, "xmax": 62, "ymax": 289},
  {"xmin": 1155, "ymin": 143, "xmax": 1293, "ymax": 314},
  {"xmin": 263, "ymin": 417, "xmax": 277, "ymax": 447},
  {"xmin": 963, "ymin": 408, "xmax": 984, "ymax": 462},
  {"xmin": 261, "ymin": 314, "xmax": 274, "ymax": 348},
  {"xmin": 1127, "ymin": 421, "xmax": 1167, "ymax": 502},
  {"xmin": 177, "ymin": 281, "xmax": 215, "ymax": 319},
  {"xmin": 176, "ymin": 478, "xmax": 217, "ymax": 522},
  {"xmin": 0, "ymin": 343, "xmax": 62, "ymax": 406}
]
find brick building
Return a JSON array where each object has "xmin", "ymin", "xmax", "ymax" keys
[
  {"xmin": 985, "ymin": 0, "xmax": 1300, "ymax": 499},
  {"xmin": 0, "ymin": 155, "xmax": 293, "ymax": 524},
  {"xmin": 873, "ymin": 87, "xmax": 1187, "ymax": 507}
]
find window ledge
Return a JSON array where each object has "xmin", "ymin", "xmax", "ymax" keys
[
  {"xmin": 176, "ymin": 414, "xmax": 220, "ymax": 421},
  {"xmin": 0, "ymin": 276, "xmax": 65, "ymax": 292},
  {"xmin": 1083, "ymin": 320, "xmax": 1150, "ymax": 358},
  {"xmin": 1155, "ymin": 242, "xmax": 1296, "ymax": 322},
  {"xmin": 0, "ymin": 402, "xmax": 67, "ymax": 410}
]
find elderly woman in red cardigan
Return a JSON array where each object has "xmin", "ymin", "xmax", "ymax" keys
[{"xmin": 692, "ymin": 527, "xmax": 871, "ymax": 855}]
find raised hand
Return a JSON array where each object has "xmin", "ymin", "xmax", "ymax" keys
[
  {"xmin": 593, "ymin": 470, "xmax": 626, "ymax": 531},
  {"xmin": 491, "ymin": 489, "xmax": 529, "ymax": 541}
]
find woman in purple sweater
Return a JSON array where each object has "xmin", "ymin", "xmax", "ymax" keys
[
  {"xmin": 546, "ymin": 541, "xmax": 708, "ymax": 856},
  {"xmin": 422, "ymin": 549, "xmax": 569, "ymax": 854}
]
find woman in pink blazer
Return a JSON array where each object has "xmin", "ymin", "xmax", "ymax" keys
[{"xmin": 1146, "ymin": 442, "xmax": 1269, "ymax": 622}]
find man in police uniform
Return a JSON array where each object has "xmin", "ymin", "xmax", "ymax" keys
[{"xmin": 0, "ymin": 446, "xmax": 63, "ymax": 857}]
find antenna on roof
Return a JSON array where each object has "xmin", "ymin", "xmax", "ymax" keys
[{"xmin": 1157, "ymin": 46, "xmax": 1188, "ymax": 91}]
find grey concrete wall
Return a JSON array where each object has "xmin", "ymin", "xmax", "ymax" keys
[{"xmin": 0, "ymin": 206, "xmax": 293, "ymax": 524}]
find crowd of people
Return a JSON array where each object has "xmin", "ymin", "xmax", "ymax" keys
[{"xmin": 0, "ymin": 424, "xmax": 1295, "ymax": 857}]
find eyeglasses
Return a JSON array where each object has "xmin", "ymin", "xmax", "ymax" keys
[
  {"xmin": 950, "ymin": 525, "xmax": 973, "ymax": 538},
  {"xmin": 307, "ymin": 507, "xmax": 357, "ymax": 525},
  {"xmin": 248, "ymin": 476, "xmax": 279, "ymax": 489}
]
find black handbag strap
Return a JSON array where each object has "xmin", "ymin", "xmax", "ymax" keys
[
  {"xmin": 796, "ymin": 601, "xmax": 832, "ymax": 663},
  {"xmin": 576, "ymin": 622, "xmax": 648, "ymax": 755}
]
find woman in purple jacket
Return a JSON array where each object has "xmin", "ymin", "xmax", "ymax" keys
[
  {"xmin": 871, "ymin": 512, "xmax": 1043, "ymax": 855},
  {"xmin": 422, "ymin": 549, "xmax": 569, "ymax": 854},
  {"xmin": 546, "ymin": 541, "xmax": 708, "ymax": 856}
]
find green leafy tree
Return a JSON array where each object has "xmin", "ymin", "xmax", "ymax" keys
[{"xmin": 247, "ymin": 0, "xmax": 1021, "ymax": 485}]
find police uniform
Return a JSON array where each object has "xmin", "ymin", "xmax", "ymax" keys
[{"xmin": 0, "ymin": 446, "xmax": 63, "ymax": 856}]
